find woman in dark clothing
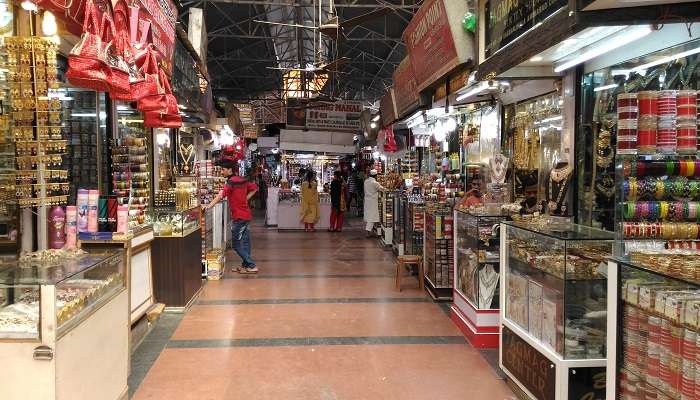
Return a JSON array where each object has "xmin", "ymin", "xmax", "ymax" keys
[{"xmin": 329, "ymin": 171, "xmax": 346, "ymax": 232}]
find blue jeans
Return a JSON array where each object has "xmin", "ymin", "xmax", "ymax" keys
[{"xmin": 232, "ymin": 220, "xmax": 255, "ymax": 267}]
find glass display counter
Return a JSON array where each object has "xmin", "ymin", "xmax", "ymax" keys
[
  {"xmin": 607, "ymin": 256, "xmax": 700, "ymax": 400},
  {"xmin": 500, "ymin": 220, "xmax": 612, "ymax": 400},
  {"xmin": 276, "ymin": 191, "xmax": 331, "ymax": 230},
  {"xmin": 0, "ymin": 251, "xmax": 129, "ymax": 400},
  {"xmin": 147, "ymin": 207, "xmax": 201, "ymax": 237},
  {"xmin": 452, "ymin": 209, "xmax": 510, "ymax": 348}
]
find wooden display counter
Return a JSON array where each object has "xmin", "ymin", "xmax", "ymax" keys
[{"xmin": 151, "ymin": 227, "xmax": 203, "ymax": 309}]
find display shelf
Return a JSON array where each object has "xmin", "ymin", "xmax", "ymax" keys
[
  {"xmin": 379, "ymin": 189, "xmax": 396, "ymax": 247},
  {"xmin": 500, "ymin": 220, "xmax": 612, "ymax": 400},
  {"xmin": 392, "ymin": 194, "xmax": 406, "ymax": 256},
  {"xmin": 405, "ymin": 201, "xmax": 424, "ymax": 256},
  {"xmin": 423, "ymin": 208, "xmax": 454, "ymax": 301},
  {"xmin": 452, "ymin": 209, "xmax": 510, "ymax": 348}
]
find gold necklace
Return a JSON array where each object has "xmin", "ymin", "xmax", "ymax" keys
[{"xmin": 596, "ymin": 129, "xmax": 613, "ymax": 169}]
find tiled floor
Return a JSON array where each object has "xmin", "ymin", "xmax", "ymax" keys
[{"xmin": 129, "ymin": 219, "xmax": 516, "ymax": 400}]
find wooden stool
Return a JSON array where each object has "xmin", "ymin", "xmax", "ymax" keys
[{"xmin": 395, "ymin": 255, "xmax": 424, "ymax": 292}]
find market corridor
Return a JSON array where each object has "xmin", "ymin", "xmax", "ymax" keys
[{"xmin": 128, "ymin": 220, "xmax": 516, "ymax": 400}]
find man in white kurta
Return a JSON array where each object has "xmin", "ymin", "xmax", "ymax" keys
[{"xmin": 363, "ymin": 169, "xmax": 383, "ymax": 236}]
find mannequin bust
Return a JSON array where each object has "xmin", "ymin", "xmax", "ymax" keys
[{"xmin": 546, "ymin": 161, "xmax": 573, "ymax": 216}]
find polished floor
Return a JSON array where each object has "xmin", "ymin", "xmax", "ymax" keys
[{"xmin": 129, "ymin": 219, "xmax": 516, "ymax": 400}]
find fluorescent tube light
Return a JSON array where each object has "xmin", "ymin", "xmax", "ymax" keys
[
  {"xmin": 632, "ymin": 45, "xmax": 700, "ymax": 72},
  {"xmin": 371, "ymin": 114, "xmax": 381, "ymax": 122},
  {"xmin": 554, "ymin": 26, "xmax": 652, "ymax": 73},
  {"xmin": 456, "ymin": 82, "xmax": 490, "ymax": 102},
  {"xmin": 593, "ymin": 83, "xmax": 619, "ymax": 92}
]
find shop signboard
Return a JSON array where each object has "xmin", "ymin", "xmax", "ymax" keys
[
  {"xmin": 380, "ymin": 89, "xmax": 397, "ymax": 126},
  {"xmin": 393, "ymin": 57, "xmax": 419, "ymax": 118},
  {"xmin": 286, "ymin": 99, "xmax": 361, "ymax": 133},
  {"xmin": 402, "ymin": 0, "xmax": 473, "ymax": 92},
  {"xmin": 484, "ymin": 0, "xmax": 567, "ymax": 58},
  {"xmin": 501, "ymin": 326, "xmax": 556, "ymax": 400}
]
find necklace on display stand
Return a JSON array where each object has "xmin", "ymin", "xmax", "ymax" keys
[
  {"xmin": 179, "ymin": 144, "xmax": 194, "ymax": 174},
  {"xmin": 548, "ymin": 163, "xmax": 573, "ymax": 214},
  {"xmin": 478, "ymin": 264, "xmax": 499, "ymax": 309}
]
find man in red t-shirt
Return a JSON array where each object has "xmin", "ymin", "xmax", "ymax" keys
[{"xmin": 205, "ymin": 160, "xmax": 259, "ymax": 274}]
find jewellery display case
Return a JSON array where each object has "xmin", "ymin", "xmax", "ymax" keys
[
  {"xmin": 606, "ymin": 257, "xmax": 700, "ymax": 400},
  {"xmin": 379, "ymin": 189, "xmax": 396, "ymax": 247},
  {"xmin": 424, "ymin": 206, "xmax": 454, "ymax": 301},
  {"xmin": 0, "ymin": 251, "xmax": 129, "ymax": 400},
  {"xmin": 500, "ymin": 220, "xmax": 612, "ymax": 400},
  {"xmin": 452, "ymin": 209, "xmax": 509, "ymax": 348},
  {"xmin": 392, "ymin": 194, "xmax": 407, "ymax": 256},
  {"xmin": 146, "ymin": 206, "xmax": 201, "ymax": 237}
]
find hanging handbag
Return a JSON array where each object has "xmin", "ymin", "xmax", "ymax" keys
[
  {"xmin": 137, "ymin": 68, "xmax": 170, "ymax": 111},
  {"xmin": 131, "ymin": 46, "xmax": 160, "ymax": 101},
  {"xmin": 101, "ymin": 13, "xmax": 131, "ymax": 98},
  {"xmin": 110, "ymin": 0, "xmax": 143, "ymax": 101},
  {"xmin": 65, "ymin": 0, "xmax": 110, "ymax": 91},
  {"xmin": 383, "ymin": 126, "xmax": 398, "ymax": 152},
  {"xmin": 143, "ymin": 74, "xmax": 181, "ymax": 128}
]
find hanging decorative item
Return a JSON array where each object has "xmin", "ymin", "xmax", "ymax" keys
[{"xmin": 462, "ymin": 11, "xmax": 476, "ymax": 33}]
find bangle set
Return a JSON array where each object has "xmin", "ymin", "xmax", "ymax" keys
[
  {"xmin": 625, "ymin": 159, "xmax": 700, "ymax": 178},
  {"xmin": 625, "ymin": 177, "xmax": 700, "ymax": 201},
  {"xmin": 623, "ymin": 201, "xmax": 700, "ymax": 221},
  {"xmin": 623, "ymin": 222, "xmax": 700, "ymax": 239}
]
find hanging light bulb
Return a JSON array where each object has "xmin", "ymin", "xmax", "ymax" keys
[
  {"xmin": 434, "ymin": 120, "xmax": 447, "ymax": 142},
  {"xmin": 21, "ymin": 0, "xmax": 37, "ymax": 11},
  {"xmin": 445, "ymin": 116, "xmax": 457, "ymax": 132},
  {"xmin": 42, "ymin": 11, "xmax": 57, "ymax": 35}
]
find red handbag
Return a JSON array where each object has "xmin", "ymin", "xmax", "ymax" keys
[
  {"xmin": 383, "ymin": 126, "xmax": 398, "ymax": 152},
  {"xmin": 131, "ymin": 46, "xmax": 159, "ymax": 101},
  {"xmin": 66, "ymin": 0, "xmax": 110, "ymax": 91},
  {"xmin": 143, "ymin": 74, "xmax": 181, "ymax": 128},
  {"xmin": 110, "ymin": 0, "xmax": 143, "ymax": 101},
  {"xmin": 101, "ymin": 13, "xmax": 131, "ymax": 98},
  {"xmin": 137, "ymin": 68, "xmax": 170, "ymax": 111}
]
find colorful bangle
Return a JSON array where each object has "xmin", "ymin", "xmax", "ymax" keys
[
  {"xmin": 624, "ymin": 202, "xmax": 635, "ymax": 220},
  {"xmin": 638, "ymin": 161, "xmax": 647, "ymax": 177},
  {"xmin": 690, "ymin": 180, "xmax": 700, "ymax": 200},
  {"xmin": 695, "ymin": 160, "xmax": 700, "ymax": 177},
  {"xmin": 660, "ymin": 201, "xmax": 669, "ymax": 220},
  {"xmin": 689, "ymin": 202, "xmax": 698, "ymax": 220},
  {"xmin": 655, "ymin": 179, "xmax": 666, "ymax": 200},
  {"xmin": 666, "ymin": 160, "xmax": 675, "ymax": 176},
  {"xmin": 629, "ymin": 178, "xmax": 638, "ymax": 200},
  {"xmin": 680, "ymin": 161, "xmax": 688, "ymax": 177},
  {"xmin": 688, "ymin": 161, "xmax": 696, "ymax": 177},
  {"xmin": 651, "ymin": 201, "xmax": 661, "ymax": 220}
]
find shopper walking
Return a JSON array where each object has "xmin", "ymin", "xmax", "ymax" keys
[
  {"xmin": 363, "ymin": 169, "xmax": 383, "ymax": 237},
  {"xmin": 205, "ymin": 159, "xmax": 259, "ymax": 274},
  {"xmin": 329, "ymin": 171, "xmax": 346, "ymax": 232},
  {"xmin": 300, "ymin": 170, "xmax": 320, "ymax": 231}
]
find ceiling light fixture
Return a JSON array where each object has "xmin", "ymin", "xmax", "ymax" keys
[
  {"xmin": 371, "ymin": 114, "xmax": 381, "ymax": 122},
  {"xmin": 632, "ymin": 45, "xmax": 700, "ymax": 72},
  {"xmin": 370, "ymin": 122, "xmax": 377, "ymax": 129},
  {"xmin": 593, "ymin": 83, "xmax": 619, "ymax": 92},
  {"xmin": 455, "ymin": 81, "xmax": 490, "ymax": 102},
  {"xmin": 530, "ymin": 56, "xmax": 543, "ymax": 62},
  {"xmin": 554, "ymin": 26, "xmax": 652, "ymax": 72}
]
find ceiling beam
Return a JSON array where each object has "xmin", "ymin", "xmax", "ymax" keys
[{"xmin": 200, "ymin": 0, "xmax": 421, "ymax": 8}]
